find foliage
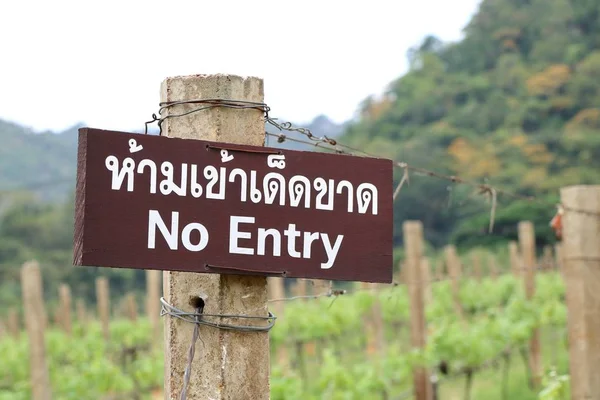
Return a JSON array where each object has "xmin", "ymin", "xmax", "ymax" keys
[
  {"xmin": 0, "ymin": 319, "xmax": 162, "ymax": 400},
  {"xmin": 341, "ymin": 0, "xmax": 600, "ymax": 249},
  {"xmin": 0, "ymin": 273, "xmax": 567, "ymax": 399}
]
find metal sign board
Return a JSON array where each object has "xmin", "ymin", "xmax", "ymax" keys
[{"xmin": 74, "ymin": 128, "xmax": 393, "ymax": 282}]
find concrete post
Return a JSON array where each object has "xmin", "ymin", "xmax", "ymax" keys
[{"xmin": 161, "ymin": 74, "xmax": 269, "ymax": 400}]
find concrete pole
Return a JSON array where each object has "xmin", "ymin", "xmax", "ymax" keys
[
  {"xmin": 561, "ymin": 185, "xmax": 600, "ymax": 400},
  {"xmin": 21, "ymin": 261, "xmax": 52, "ymax": 400},
  {"xmin": 161, "ymin": 74, "xmax": 269, "ymax": 400}
]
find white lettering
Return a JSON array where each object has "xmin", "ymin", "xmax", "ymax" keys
[
  {"xmin": 257, "ymin": 228, "xmax": 282, "ymax": 256},
  {"xmin": 302, "ymin": 232, "xmax": 320, "ymax": 258},
  {"xmin": 148, "ymin": 210, "xmax": 179, "ymax": 250},
  {"xmin": 229, "ymin": 216, "xmax": 255, "ymax": 255},
  {"xmin": 320, "ymin": 234, "xmax": 344, "ymax": 269},
  {"xmin": 283, "ymin": 224, "xmax": 302, "ymax": 258},
  {"xmin": 182, "ymin": 223, "xmax": 209, "ymax": 252}
]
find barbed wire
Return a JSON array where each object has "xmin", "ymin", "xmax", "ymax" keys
[{"xmin": 267, "ymin": 265, "xmax": 561, "ymax": 303}]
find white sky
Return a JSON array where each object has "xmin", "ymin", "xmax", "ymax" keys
[{"xmin": 0, "ymin": 0, "xmax": 481, "ymax": 133}]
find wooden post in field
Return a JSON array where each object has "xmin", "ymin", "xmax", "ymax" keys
[
  {"xmin": 21, "ymin": 261, "xmax": 51, "ymax": 400},
  {"xmin": 161, "ymin": 74, "xmax": 269, "ymax": 400},
  {"xmin": 444, "ymin": 245, "xmax": 465, "ymax": 319},
  {"xmin": 7, "ymin": 307, "xmax": 19, "ymax": 338},
  {"xmin": 146, "ymin": 269, "xmax": 161, "ymax": 343},
  {"xmin": 554, "ymin": 243, "xmax": 563, "ymax": 274},
  {"xmin": 59, "ymin": 284, "xmax": 72, "ymax": 336},
  {"xmin": 96, "ymin": 277, "xmax": 110, "ymax": 341},
  {"xmin": 421, "ymin": 257, "xmax": 432, "ymax": 305},
  {"xmin": 488, "ymin": 254, "xmax": 498, "ymax": 280},
  {"xmin": 435, "ymin": 258, "xmax": 445, "ymax": 281},
  {"xmin": 509, "ymin": 241, "xmax": 521, "ymax": 277},
  {"xmin": 542, "ymin": 246, "xmax": 553, "ymax": 272},
  {"xmin": 361, "ymin": 281, "xmax": 384, "ymax": 357},
  {"xmin": 560, "ymin": 185, "xmax": 600, "ymax": 400},
  {"xmin": 404, "ymin": 221, "xmax": 432, "ymax": 400},
  {"xmin": 268, "ymin": 277, "xmax": 289, "ymax": 370},
  {"xmin": 126, "ymin": 293, "xmax": 137, "ymax": 322},
  {"xmin": 76, "ymin": 299, "xmax": 86, "ymax": 327},
  {"xmin": 518, "ymin": 221, "xmax": 541, "ymax": 388},
  {"xmin": 294, "ymin": 279, "xmax": 307, "ymax": 299},
  {"xmin": 472, "ymin": 253, "xmax": 482, "ymax": 281}
]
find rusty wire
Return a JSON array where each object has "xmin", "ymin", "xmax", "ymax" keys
[
  {"xmin": 144, "ymin": 98, "xmax": 600, "ymax": 232},
  {"xmin": 266, "ymin": 264, "xmax": 560, "ymax": 303}
]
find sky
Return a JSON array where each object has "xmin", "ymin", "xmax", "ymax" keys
[{"xmin": 0, "ymin": 0, "xmax": 481, "ymax": 133}]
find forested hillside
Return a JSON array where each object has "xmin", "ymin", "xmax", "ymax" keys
[
  {"xmin": 0, "ymin": 120, "xmax": 81, "ymax": 201},
  {"xmin": 1, "ymin": 0, "xmax": 599, "ymax": 307},
  {"xmin": 341, "ymin": 0, "xmax": 600, "ymax": 248}
]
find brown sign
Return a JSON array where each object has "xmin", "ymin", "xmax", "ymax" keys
[{"xmin": 74, "ymin": 128, "xmax": 393, "ymax": 283}]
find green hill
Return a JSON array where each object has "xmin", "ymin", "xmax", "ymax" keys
[
  {"xmin": 340, "ymin": 0, "xmax": 600, "ymax": 248},
  {"xmin": 0, "ymin": 115, "xmax": 344, "ymax": 202},
  {"xmin": 0, "ymin": 120, "xmax": 81, "ymax": 201}
]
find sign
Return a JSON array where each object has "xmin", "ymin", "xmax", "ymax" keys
[{"xmin": 74, "ymin": 128, "xmax": 393, "ymax": 283}]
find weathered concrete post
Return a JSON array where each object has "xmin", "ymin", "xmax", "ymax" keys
[
  {"xmin": 561, "ymin": 185, "xmax": 600, "ymax": 400},
  {"xmin": 161, "ymin": 74, "xmax": 269, "ymax": 400}
]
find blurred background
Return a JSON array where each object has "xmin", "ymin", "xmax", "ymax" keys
[{"xmin": 2, "ymin": 0, "xmax": 598, "ymax": 398}]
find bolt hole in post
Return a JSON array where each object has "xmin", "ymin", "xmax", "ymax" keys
[{"xmin": 189, "ymin": 295, "xmax": 206, "ymax": 311}]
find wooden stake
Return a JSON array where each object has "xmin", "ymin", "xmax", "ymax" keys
[
  {"xmin": 444, "ymin": 245, "xmax": 465, "ymax": 320},
  {"xmin": 76, "ymin": 299, "xmax": 86, "ymax": 327},
  {"xmin": 560, "ymin": 185, "xmax": 600, "ymax": 400},
  {"xmin": 161, "ymin": 74, "xmax": 269, "ymax": 400},
  {"xmin": 518, "ymin": 221, "xmax": 541, "ymax": 388},
  {"xmin": 404, "ymin": 221, "xmax": 432, "ymax": 400},
  {"xmin": 421, "ymin": 258, "xmax": 432, "ymax": 305},
  {"xmin": 96, "ymin": 277, "xmax": 110, "ymax": 341},
  {"xmin": 472, "ymin": 253, "xmax": 482, "ymax": 281},
  {"xmin": 360, "ymin": 282, "xmax": 384, "ymax": 358},
  {"xmin": 488, "ymin": 254, "xmax": 498, "ymax": 280},
  {"xmin": 126, "ymin": 293, "xmax": 137, "ymax": 322},
  {"xmin": 59, "ymin": 284, "xmax": 72, "ymax": 336},
  {"xmin": 554, "ymin": 243, "xmax": 564, "ymax": 274},
  {"xmin": 508, "ymin": 241, "xmax": 521, "ymax": 277},
  {"xmin": 542, "ymin": 246, "xmax": 553, "ymax": 272},
  {"xmin": 21, "ymin": 261, "xmax": 52, "ymax": 400},
  {"xmin": 7, "ymin": 307, "xmax": 19, "ymax": 338},
  {"xmin": 294, "ymin": 279, "xmax": 308, "ymax": 300},
  {"xmin": 268, "ymin": 277, "xmax": 289, "ymax": 370},
  {"xmin": 146, "ymin": 269, "xmax": 161, "ymax": 344},
  {"xmin": 434, "ymin": 258, "xmax": 445, "ymax": 282}
]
